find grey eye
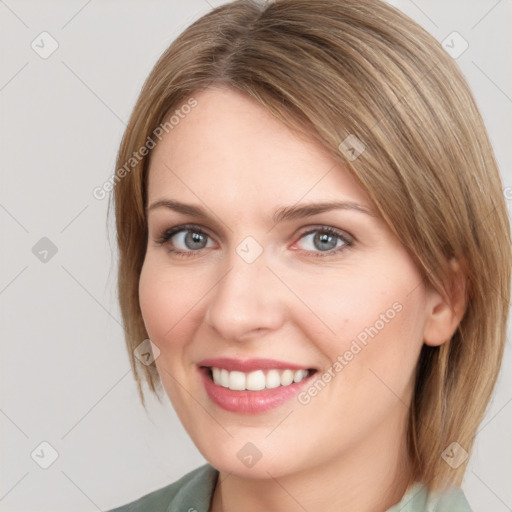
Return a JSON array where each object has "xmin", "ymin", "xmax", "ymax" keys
[
  {"xmin": 298, "ymin": 231, "xmax": 346, "ymax": 252},
  {"xmin": 172, "ymin": 230, "xmax": 213, "ymax": 251}
]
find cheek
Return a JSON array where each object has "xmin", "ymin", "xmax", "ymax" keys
[
  {"xmin": 139, "ymin": 264, "xmax": 167, "ymax": 341},
  {"xmin": 138, "ymin": 261, "xmax": 191, "ymax": 346},
  {"xmin": 290, "ymin": 258, "xmax": 426, "ymax": 376},
  {"xmin": 138, "ymin": 261, "xmax": 201, "ymax": 411},
  {"xmin": 138, "ymin": 259, "xmax": 216, "ymax": 358}
]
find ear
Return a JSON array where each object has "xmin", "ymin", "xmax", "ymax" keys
[{"xmin": 423, "ymin": 258, "xmax": 468, "ymax": 347}]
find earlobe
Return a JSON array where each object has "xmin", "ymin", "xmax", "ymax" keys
[{"xmin": 423, "ymin": 258, "xmax": 468, "ymax": 347}]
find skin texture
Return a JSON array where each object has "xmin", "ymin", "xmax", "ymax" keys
[{"xmin": 139, "ymin": 87, "xmax": 465, "ymax": 512}]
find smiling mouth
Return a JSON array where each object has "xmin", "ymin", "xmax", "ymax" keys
[{"xmin": 203, "ymin": 367, "xmax": 317, "ymax": 391}]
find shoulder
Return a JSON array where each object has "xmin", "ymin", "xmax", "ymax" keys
[
  {"xmin": 387, "ymin": 481, "xmax": 473, "ymax": 511},
  {"xmin": 427, "ymin": 486, "xmax": 473, "ymax": 512},
  {"xmin": 105, "ymin": 464, "xmax": 218, "ymax": 512}
]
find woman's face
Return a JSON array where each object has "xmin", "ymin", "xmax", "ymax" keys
[{"xmin": 139, "ymin": 87, "xmax": 438, "ymax": 479}]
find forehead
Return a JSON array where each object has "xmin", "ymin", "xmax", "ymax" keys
[{"xmin": 147, "ymin": 87, "xmax": 371, "ymax": 210}]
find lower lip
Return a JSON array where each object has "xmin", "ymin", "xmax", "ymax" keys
[{"xmin": 200, "ymin": 368, "xmax": 314, "ymax": 414}]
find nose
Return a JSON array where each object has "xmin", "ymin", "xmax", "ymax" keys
[{"xmin": 204, "ymin": 247, "xmax": 286, "ymax": 342}]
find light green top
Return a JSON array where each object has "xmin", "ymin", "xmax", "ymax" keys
[{"xmin": 107, "ymin": 464, "xmax": 472, "ymax": 512}]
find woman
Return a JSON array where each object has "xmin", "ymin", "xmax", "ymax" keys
[{"xmin": 107, "ymin": 0, "xmax": 511, "ymax": 510}]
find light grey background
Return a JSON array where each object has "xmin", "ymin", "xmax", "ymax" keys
[{"xmin": 1, "ymin": 1, "xmax": 511, "ymax": 511}]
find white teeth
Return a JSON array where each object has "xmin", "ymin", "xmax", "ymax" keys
[
  {"xmin": 294, "ymin": 369, "xmax": 308, "ymax": 382},
  {"xmin": 220, "ymin": 368, "xmax": 229, "ymax": 388},
  {"xmin": 228, "ymin": 370, "xmax": 246, "ymax": 390},
  {"xmin": 246, "ymin": 370, "xmax": 266, "ymax": 391},
  {"xmin": 280, "ymin": 369, "xmax": 294, "ymax": 386},
  {"xmin": 210, "ymin": 367, "xmax": 311, "ymax": 390},
  {"xmin": 266, "ymin": 369, "xmax": 281, "ymax": 389}
]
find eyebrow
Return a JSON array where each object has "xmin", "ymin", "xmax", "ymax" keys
[{"xmin": 146, "ymin": 199, "xmax": 376, "ymax": 224}]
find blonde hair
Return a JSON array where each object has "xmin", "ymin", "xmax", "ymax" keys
[{"xmin": 111, "ymin": 0, "xmax": 511, "ymax": 491}]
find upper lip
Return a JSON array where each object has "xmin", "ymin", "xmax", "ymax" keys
[{"xmin": 198, "ymin": 357, "xmax": 315, "ymax": 372}]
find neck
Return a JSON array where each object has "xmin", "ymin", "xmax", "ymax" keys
[{"xmin": 210, "ymin": 404, "xmax": 414, "ymax": 512}]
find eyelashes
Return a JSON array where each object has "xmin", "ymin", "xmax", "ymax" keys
[
  {"xmin": 155, "ymin": 224, "xmax": 213, "ymax": 258},
  {"xmin": 154, "ymin": 223, "xmax": 354, "ymax": 259}
]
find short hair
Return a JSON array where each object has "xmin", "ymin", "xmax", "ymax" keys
[{"xmin": 111, "ymin": 0, "xmax": 511, "ymax": 491}]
